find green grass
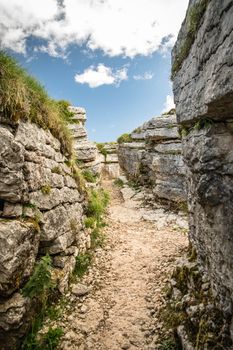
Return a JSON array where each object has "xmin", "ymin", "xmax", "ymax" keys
[
  {"xmin": 22, "ymin": 325, "xmax": 63, "ymax": 350},
  {"xmin": 84, "ymin": 216, "xmax": 96, "ymax": 229},
  {"xmin": 82, "ymin": 169, "xmax": 97, "ymax": 183},
  {"xmin": 87, "ymin": 189, "xmax": 109, "ymax": 222},
  {"xmin": 117, "ymin": 133, "xmax": 133, "ymax": 144},
  {"xmin": 171, "ymin": 0, "xmax": 210, "ymax": 78},
  {"xmin": 0, "ymin": 51, "xmax": 73, "ymax": 156}
]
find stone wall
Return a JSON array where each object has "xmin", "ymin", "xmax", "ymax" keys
[
  {"xmin": 172, "ymin": 0, "xmax": 233, "ymax": 347},
  {"xmin": 0, "ymin": 118, "xmax": 90, "ymax": 349},
  {"xmin": 118, "ymin": 113, "xmax": 186, "ymax": 206}
]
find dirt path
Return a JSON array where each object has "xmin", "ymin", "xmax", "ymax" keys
[{"xmin": 54, "ymin": 180, "xmax": 188, "ymax": 350}]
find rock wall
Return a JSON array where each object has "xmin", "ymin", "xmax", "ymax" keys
[
  {"xmin": 118, "ymin": 113, "xmax": 186, "ymax": 206},
  {"xmin": 172, "ymin": 0, "xmax": 233, "ymax": 347},
  {"xmin": 68, "ymin": 106, "xmax": 99, "ymax": 171},
  {"xmin": 0, "ymin": 118, "xmax": 90, "ymax": 349},
  {"xmin": 98, "ymin": 143, "xmax": 121, "ymax": 180}
]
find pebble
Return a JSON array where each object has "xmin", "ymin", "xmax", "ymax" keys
[{"xmin": 72, "ymin": 284, "xmax": 90, "ymax": 297}]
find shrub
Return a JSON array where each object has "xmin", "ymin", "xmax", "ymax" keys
[
  {"xmin": 0, "ymin": 51, "xmax": 73, "ymax": 156},
  {"xmin": 82, "ymin": 169, "xmax": 97, "ymax": 183},
  {"xmin": 117, "ymin": 133, "xmax": 133, "ymax": 144},
  {"xmin": 22, "ymin": 255, "xmax": 55, "ymax": 304}
]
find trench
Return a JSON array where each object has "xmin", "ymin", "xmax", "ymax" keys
[{"xmin": 43, "ymin": 178, "xmax": 188, "ymax": 350}]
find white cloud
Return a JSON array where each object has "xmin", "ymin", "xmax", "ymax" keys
[
  {"xmin": 162, "ymin": 94, "xmax": 175, "ymax": 113},
  {"xmin": 133, "ymin": 72, "xmax": 154, "ymax": 81},
  {"xmin": 74, "ymin": 64, "xmax": 128, "ymax": 88},
  {"xmin": 0, "ymin": 0, "xmax": 189, "ymax": 58}
]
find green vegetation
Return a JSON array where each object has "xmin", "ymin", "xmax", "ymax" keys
[
  {"xmin": 87, "ymin": 189, "xmax": 110, "ymax": 223},
  {"xmin": 117, "ymin": 133, "xmax": 133, "ymax": 144},
  {"xmin": 82, "ymin": 169, "xmax": 97, "ymax": 183},
  {"xmin": 96, "ymin": 143, "xmax": 108, "ymax": 158},
  {"xmin": 22, "ymin": 255, "xmax": 55, "ymax": 303},
  {"xmin": 0, "ymin": 51, "xmax": 73, "ymax": 156},
  {"xmin": 114, "ymin": 178, "xmax": 124, "ymax": 187},
  {"xmin": 132, "ymin": 127, "xmax": 142, "ymax": 134},
  {"xmin": 21, "ymin": 256, "xmax": 63, "ymax": 350},
  {"xmin": 84, "ymin": 216, "xmax": 96, "ymax": 229},
  {"xmin": 22, "ymin": 326, "xmax": 63, "ymax": 350},
  {"xmin": 162, "ymin": 108, "xmax": 176, "ymax": 116},
  {"xmin": 41, "ymin": 185, "xmax": 52, "ymax": 195},
  {"xmin": 171, "ymin": 0, "xmax": 210, "ymax": 78},
  {"xmin": 51, "ymin": 166, "xmax": 62, "ymax": 174},
  {"xmin": 74, "ymin": 252, "xmax": 92, "ymax": 278},
  {"xmin": 159, "ymin": 339, "xmax": 177, "ymax": 350}
]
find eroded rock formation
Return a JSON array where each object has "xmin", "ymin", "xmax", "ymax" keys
[
  {"xmin": 0, "ymin": 117, "xmax": 90, "ymax": 349},
  {"xmin": 118, "ymin": 113, "xmax": 186, "ymax": 206},
  {"xmin": 171, "ymin": 0, "xmax": 233, "ymax": 347}
]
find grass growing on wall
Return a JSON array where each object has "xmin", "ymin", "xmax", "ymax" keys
[
  {"xmin": 0, "ymin": 51, "xmax": 73, "ymax": 156},
  {"xmin": 171, "ymin": 0, "xmax": 210, "ymax": 78}
]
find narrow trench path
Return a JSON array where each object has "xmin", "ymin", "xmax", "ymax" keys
[{"xmin": 53, "ymin": 180, "xmax": 188, "ymax": 350}]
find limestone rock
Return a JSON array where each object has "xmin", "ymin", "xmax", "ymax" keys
[
  {"xmin": 0, "ymin": 126, "xmax": 25, "ymax": 202},
  {"xmin": 0, "ymin": 293, "xmax": 35, "ymax": 350},
  {"xmin": 0, "ymin": 220, "xmax": 39, "ymax": 297},
  {"xmin": 72, "ymin": 283, "xmax": 90, "ymax": 297}
]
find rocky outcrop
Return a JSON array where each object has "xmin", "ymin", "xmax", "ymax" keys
[
  {"xmin": 0, "ymin": 118, "xmax": 90, "ymax": 349},
  {"xmin": 118, "ymin": 114, "xmax": 186, "ymax": 206},
  {"xmin": 98, "ymin": 143, "xmax": 121, "ymax": 179},
  {"xmin": 68, "ymin": 106, "xmax": 98, "ymax": 167},
  {"xmin": 172, "ymin": 0, "xmax": 233, "ymax": 347}
]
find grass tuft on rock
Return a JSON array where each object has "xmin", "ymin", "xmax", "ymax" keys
[
  {"xmin": 117, "ymin": 133, "xmax": 133, "ymax": 144},
  {"xmin": 0, "ymin": 51, "xmax": 73, "ymax": 156}
]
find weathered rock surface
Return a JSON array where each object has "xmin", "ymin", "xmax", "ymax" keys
[
  {"xmin": 118, "ymin": 114, "xmax": 186, "ymax": 205},
  {"xmin": 172, "ymin": 0, "xmax": 233, "ymax": 123},
  {"xmin": 0, "ymin": 116, "xmax": 89, "ymax": 348},
  {"xmin": 172, "ymin": 0, "xmax": 233, "ymax": 347}
]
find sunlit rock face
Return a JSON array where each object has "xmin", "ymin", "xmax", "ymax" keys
[
  {"xmin": 172, "ymin": 0, "xmax": 233, "ymax": 347},
  {"xmin": 118, "ymin": 113, "xmax": 186, "ymax": 205}
]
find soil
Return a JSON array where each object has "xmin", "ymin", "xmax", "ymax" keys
[{"xmin": 49, "ymin": 180, "xmax": 188, "ymax": 350}]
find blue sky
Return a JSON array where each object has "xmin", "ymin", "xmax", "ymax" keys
[{"xmin": 0, "ymin": 0, "xmax": 189, "ymax": 142}]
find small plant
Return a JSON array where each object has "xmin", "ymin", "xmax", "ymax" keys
[
  {"xmin": 91, "ymin": 227, "xmax": 105, "ymax": 248},
  {"xmin": 87, "ymin": 189, "xmax": 110, "ymax": 222},
  {"xmin": 114, "ymin": 178, "xmax": 124, "ymax": 187},
  {"xmin": 39, "ymin": 327, "xmax": 63, "ymax": 350},
  {"xmin": 179, "ymin": 126, "xmax": 189, "ymax": 138},
  {"xmin": 51, "ymin": 166, "xmax": 62, "ymax": 174},
  {"xmin": 74, "ymin": 252, "xmax": 92, "ymax": 278},
  {"xmin": 22, "ymin": 255, "xmax": 55, "ymax": 304},
  {"xmin": 117, "ymin": 133, "xmax": 133, "ymax": 144},
  {"xmin": 162, "ymin": 108, "xmax": 176, "ymax": 116},
  {"xmin": 96, "ymin": 143, "xmax": 108, "ymax": 158},
  {"xmin": 41, "ymin": 185, "xmax": 51, "ymax": 195},
  {"xmin": 84, "ymin": 216, "xmax": 96, "ymax": 229},
  {"xmin": 159, "ymin": 339, "xmax": 177, "ymax": 350},
  {"xmin": 193, "ymin": 118, "xmax": 213, "ymax": 131},
  {"xmin": 82, "ymin": 169, "xmax": 97, "ymax": 183}
]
